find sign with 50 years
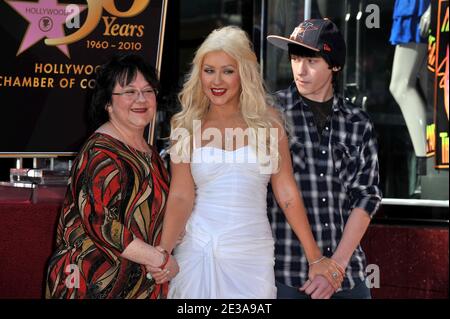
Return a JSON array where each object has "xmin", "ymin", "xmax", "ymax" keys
[{"xmin": 0, "ymin": 0, "xmax": 167, "ymax": 155}]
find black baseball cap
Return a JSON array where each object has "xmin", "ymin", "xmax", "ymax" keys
[{"xmin": 267, "ymin": 18, "xmax": 346, "ymax": 68}]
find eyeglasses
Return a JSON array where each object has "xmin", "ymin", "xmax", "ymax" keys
[{"xmin": 112, "ymin": 88, "xmax": 158, "ymax": 101}]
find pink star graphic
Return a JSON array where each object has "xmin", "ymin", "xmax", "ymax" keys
[{"xmin": 6, "ymin": 0, "xmax": 86, "ymax": 57}]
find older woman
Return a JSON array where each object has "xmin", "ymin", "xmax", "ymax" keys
[{"xmin": 45, "ymin": 53, "xmax": 177, "ymax": 299}]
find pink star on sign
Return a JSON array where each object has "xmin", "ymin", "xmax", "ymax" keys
[{"xmin": 6, "ymin": 0, "xmax": 84, "ymax": 57}]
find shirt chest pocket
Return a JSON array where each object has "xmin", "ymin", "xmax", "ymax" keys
[
  {"xmin": 290, "ymin": 139, "xmax": 307, "ymax": 170},
  {"xmin": 331, "ymin": 142, "xmax": 359, "ymax": 186}
]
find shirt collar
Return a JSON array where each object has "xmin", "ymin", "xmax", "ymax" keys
[{"xmin": 287, "ymin": 82, "xmax": 352, "ymax": 115}]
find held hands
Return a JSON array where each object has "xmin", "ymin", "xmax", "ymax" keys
[
  {"xmin": 145, "ymin": 228, "xmax": 185, "ymax": 284},
  {"xmin": 145, "ymin": 246, "xmax": 179, "ymax": 284},
  {"xmin": 307, "ymin": 256, "xmax": 346, "ymax": 291},
  {"xmin": 298, "ymin": 257, "xmax": 346, "ymax": 299},
  {"xmin": 300, "ymin": 275, "xmax": 335, "ymax": 299}
]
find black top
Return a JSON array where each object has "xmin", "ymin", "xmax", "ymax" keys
[{"xmin": 301, "ymin": 95, "xmax": 333, "ymax": 141}]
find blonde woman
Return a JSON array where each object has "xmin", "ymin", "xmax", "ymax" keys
[{"xmin": 148, "ymin": 26, "xmax": 344, "ymax": 298}]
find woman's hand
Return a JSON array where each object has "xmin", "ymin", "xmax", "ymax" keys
[
  {"xmin": 308, "ymin": 257, "xmax": 346, "ymax": 291},
  {"xmin": 145, "ymin": 255, "xmax": 179, "ymax": 284}
]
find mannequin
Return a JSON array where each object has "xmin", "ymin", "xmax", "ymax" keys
[
  {"xmin": 389, "ymin": 0, "xmax": 431, "ymax": 196},
  {"xmin": 389, "ymin": 0, "xmax": 431, "ymax": 197},
  {"xmin": 389, "ymin": 42, "xmax": 428, "ymax": 158},
  {"xmin": 389, "ymin": 0, "xmax": 430, "ymax": 161}
]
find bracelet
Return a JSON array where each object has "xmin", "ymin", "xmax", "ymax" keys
[
  {"xmin": 156, "ymin": 247, "xmax": 170, "ymax": 269},
  {"xmin": 309, "ymin": 256, "xmax": 326, "ymax": 266}
]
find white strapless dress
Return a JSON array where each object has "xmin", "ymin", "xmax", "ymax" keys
[{"xmin": 168, "ymin": 146, "xmax": 276, "ymax": 299}]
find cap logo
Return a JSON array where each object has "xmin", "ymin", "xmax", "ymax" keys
[
  {"xmin": 323, "ymin": 43, "xmax": 332, "ymax": 52},
  {"xmin": 290, "ymin": 22, "xmax": 318, "ymax": 41}
]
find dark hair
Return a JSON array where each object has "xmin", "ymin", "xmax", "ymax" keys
[
  {"xmin": 288, "ymin": 43, "xmax": 340, "ymax": 90},
  {"xmin": 89, "ymin": 53, "xmax": 159, "ymax": 128}
]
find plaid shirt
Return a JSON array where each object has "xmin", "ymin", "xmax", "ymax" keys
[{"xmin": 268, "ymin": 83, "xmax": 382, "ymax": 291}]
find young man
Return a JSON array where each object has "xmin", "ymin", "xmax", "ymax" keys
[{"xmin": 266, "ymin": 18, "xmax": 382, "ymax": 299}]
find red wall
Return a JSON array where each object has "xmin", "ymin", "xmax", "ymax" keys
[
  {"xmin": 362, "ymin": 224, "xmax": 449, "ymax": 298},
  {"xmin": 0, "ymin": 202, "xmax": 61, "ymax": 298},
  {"xmin": 0, "ymin": 186, "xmax": 64, "ymax": 298}
]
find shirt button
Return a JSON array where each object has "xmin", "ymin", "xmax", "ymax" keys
[
  {"xmin": 327, "ymin": 247, "xmax": 331, "ymax": 251},
  {"xmin": 322, "ymin": 198, "xmax": 327, "ymax": 202},
  {"xmin": 325, "ymin": 223, "xmax": 329, "ymax": 227},
  {"xmin": 325, "ymin": 127, "xmax": 329, "ymax": 130},
  {"xmin": 321, "ymin": 150, "xmax": 326, "ymax": 154},
  {"xmin": 320, "ymin": 173, "xmax": 324, "ymax": 177},
  {"xmin": 309, "ymin": 122, "xmax": 314, "ymax": 127}
]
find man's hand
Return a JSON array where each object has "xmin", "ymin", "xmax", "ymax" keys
[
  {"xmin": 308, "ymin": 257, "xmax": 345, "ymax": 290},
  {"xmin": 299, "ymin": 275, "xmax": 335, "ymax": 299}
]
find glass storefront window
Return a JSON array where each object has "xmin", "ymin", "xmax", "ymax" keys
[{"xmin": 262, "ymin": 0, "xmax": 448, "ymax": 202}]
